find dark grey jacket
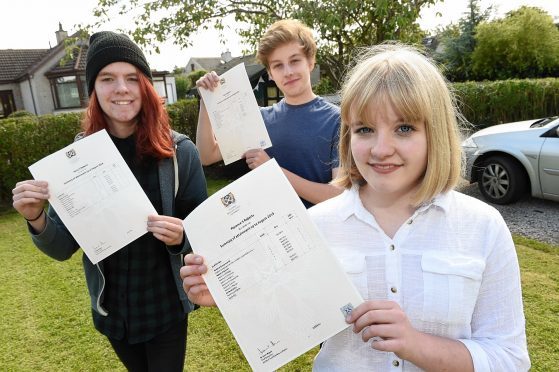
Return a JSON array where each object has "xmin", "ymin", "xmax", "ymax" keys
[{"xmin": 29, "ymin": 131, "xmax": 207, "ymax": 315}]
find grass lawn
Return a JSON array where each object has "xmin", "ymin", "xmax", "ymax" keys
[{"xmin": 1, "ymin": 178, "xmax": 557, "ymax": 371}]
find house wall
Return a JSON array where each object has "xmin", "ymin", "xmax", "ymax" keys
[
  {"xmin": 154, "ymin": 75, "xmax": 177, "ymax": 104},
  {"xmin": 166, "ymin": 82, "xmax": 176, "ymax": 103},
  {"xmin": 31, "ymin": 48, "xmax": 68, "ymax": 115},
  {"xmin": 154, "ymin": 80, "xmax": 166, "ymax": 101},
  {"xmin": 18, "ymin": 75, "xmax": 83, "ymax": 116},
  {"xmin": 185, "ymin": 59, "xmax": 204, "ymax": 73},
  {"xmin": 165, "ymin": 76, "xmax": 176, "ymax": 104},
  {"xmin": 192, "ymin": 61, "xmax": 205, "ymax": 73},
  {"xmin": 185, "ymin": 58, "xmax": 221, "ymax": 74},
  {"xmin": 31, "ymin": 73, "xmax": 54, "ymax": 116},
  {"xmin": 19, "ymin": 79, "xmax": 36, "ymax": 114}
]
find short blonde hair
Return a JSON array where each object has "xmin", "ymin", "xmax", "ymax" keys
[
  {"xmin": 334, "ymin": 43, "xmax": 463, "ymax": 206},
  {"xmin": 257, "ymin": 19, "xmax": 317, "ymax": 69}
]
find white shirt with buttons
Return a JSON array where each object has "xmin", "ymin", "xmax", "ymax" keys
[{"xmin": 309, "ymin": 187, "xmax": 530, "ymax": 371}]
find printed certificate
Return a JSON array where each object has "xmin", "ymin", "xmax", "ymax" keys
[
  {"xmin": 198, "ymin": 62, "xmax": 272, "ymax": 165},
  {"xmin": 29, "ymin": 129, "xmax": 157, "ymax": 264},
  {"xmin": 183, "ymin": 160, "xmax": 363, "ymax": 372}
]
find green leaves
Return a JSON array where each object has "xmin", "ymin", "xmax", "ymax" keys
[
  {"xmin": 471, "ymin": 6, "xmax": 559, "ymax": 80},
  {"xmin": 435, "ymin": 0, "xmax": 492, "ymax": 82},
  {"xmin": 87, "ymin": 0, "xmax": 439, "ymax": 89},
  {"xmin": 0, "ymin": 113, "xmax": 83, "ymax": 201}
]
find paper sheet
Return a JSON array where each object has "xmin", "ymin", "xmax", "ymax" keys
[
  {"xmin": 29, "ymin": 129, "xmax": 157, "ymax": 264},
  {"xmin": 198, "ymin": 63, "xmax": 272, "ymax": 165},
  {"xmin": 183, "ymin": 160, "xmax": 363, "ymax": 371}
]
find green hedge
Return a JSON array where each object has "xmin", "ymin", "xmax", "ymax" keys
[
  {"xmin": 2, "ymin": 80, "xmax": 559, "ymax": 202},
  {"xmin": 454, "ymin": 78, "xmax": 559, "ymax": 130},
  {"xmin": 166, "ymin": 98, "xmax": 199, "ymax": 141},
  {"xmin": 0, "ymin": 113, "xmax": 83, "ymax": 201},
  {"xmin": 0, "ymin": 99, "xmax": 200, "ymax": 202}
]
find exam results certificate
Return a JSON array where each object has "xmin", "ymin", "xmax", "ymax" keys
[
  {"xmin": 198, "ymin": 62, "xmax": 272, "ymax": 165},
  {"xmin": 29, "ymin": 129, "xmax": 157, "ymax": 264},
  {"xmin": 183, "ymin": 160, "xmax": 363, "ymax": 372}
]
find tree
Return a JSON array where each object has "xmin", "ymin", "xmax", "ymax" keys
[
  {"xmin": 175, "ymin": 75, "xmax": 188, "ymax": 100},
  {"xmin": 172, "ymin": 65, "xmax": 189, "ymax": 99},
  {"xmin": 174, "ymin": 70, "xmax": 207, "ymax": 99},
  {"xmin": 435, "ymin": 0, "xmax": 492, "ymax": 81},
  {"xmin": 471, "ymin": 6, "xmax": 559, "ymax": 80},
  {"xmin": 89, "ymin": 0, "xmax": 440, "ymax": 88},
  {"xmin": 172, "ymin": 65, "xmax": 185, "ymax": 75}
]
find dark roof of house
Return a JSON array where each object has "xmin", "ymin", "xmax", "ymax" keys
[
  {"xmin": 214, "ymin": 54, "xmax": 266, "ymax": 86},
  {"xmin": 214, "ymin": 54, "xmax": 258, "ymax": 74},
  {"xmin": 0, "ymin": 49, "xmax": 49, "ymax": 82},
  {"xmin": 0, "ymin": 30, "xmax": 84, "ymax": 83},
  {"xmin": 45, "ymin": 45, "xmax": 88, "ymax": 76},
  {"xmin": 186, "ymin": 55, "xmax": 268, "ymax": 97},
  {"xmin": 188, "ymin": 57, "xmax": 223, "ymax": 71},
  {"xmin": 2, "ymin": 37, "xmax": 170, "ymax": 84}
]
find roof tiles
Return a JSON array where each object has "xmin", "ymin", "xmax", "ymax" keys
[{"xmin": 0, "ymin": 49, "xmax": 49, "ymax": 81}]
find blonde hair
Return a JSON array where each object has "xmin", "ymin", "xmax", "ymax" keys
[
  {"xmin": 334, "ymin": 43, "xmax": 463, "ymax": 206},
  {"xmin": 257, "ymin": 19, "xmax": 317, "ymax": 69}
]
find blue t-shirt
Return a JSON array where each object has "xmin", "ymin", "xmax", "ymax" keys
[{"xmin": 261, "ymin": 97, "xmax": 340, "ymax": 207}]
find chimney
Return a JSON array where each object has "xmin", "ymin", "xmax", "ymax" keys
[
  {"xmin": 221, "ymin": 50, "xmax": 232, "ymax": 62},
  {"xmin": 55, "ymin": 22, "xmax": 68, "ymax": 45}
]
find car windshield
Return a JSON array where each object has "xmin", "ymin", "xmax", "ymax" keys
[{"xmin": 530, "ymin": 116, "xmax": 559, "ymax": 128}]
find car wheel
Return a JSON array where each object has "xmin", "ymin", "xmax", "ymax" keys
[{"xmin": 477, "ymin": 156, "xmax": 528, "ymax": 204}]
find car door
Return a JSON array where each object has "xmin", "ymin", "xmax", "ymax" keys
[{"xmin": 539, "ymin": 125, "xmax": 559, "ymax": 200}]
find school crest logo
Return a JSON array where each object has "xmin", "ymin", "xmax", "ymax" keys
[
  {"xmin": 66, "ymin": 149, "xmax": 76, "ymax": 158},
  {"xmin": 221, "ymin": 192, "xmax": 236, "ymax": 207}
]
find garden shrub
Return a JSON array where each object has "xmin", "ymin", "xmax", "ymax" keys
[
  {"xmin": 2, "ymin": 80, "xmax": 558, "ymax": 202},
  {"xmin": 0, "ymin": 113, "xmax": 82, "ymax": 201},
  {"xmin": 454, "ymin": 78, "xmax": 559, "ymax": 131},
  {"xmin": 0, "ymin": 99, "xmax": 200, "ymax": 201},
  {"xmin": 7, "ymin": 110, "xmax": 35, "ymax": 118},
  {"xmin": 166, "ymin": 98, "xmax": 199, "ymax": 141}
]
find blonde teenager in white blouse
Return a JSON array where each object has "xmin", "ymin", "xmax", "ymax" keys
[{"xmin": 180, "ymin": 44, "xmax": 530, "ymax": 371}]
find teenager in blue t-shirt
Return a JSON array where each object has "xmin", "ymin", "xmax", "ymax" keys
[{"xmin": 195, "ymin": 19, "xmax": 342, "ymax": 207}]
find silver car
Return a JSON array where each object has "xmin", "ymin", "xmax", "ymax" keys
[{"xmin": 462, "ymin": 116, "xmax": 559, "ymax": 204}]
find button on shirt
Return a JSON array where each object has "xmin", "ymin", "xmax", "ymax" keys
[{"xmin": 309, "ymin": 187, "xmax": 530, "ymax": 371}]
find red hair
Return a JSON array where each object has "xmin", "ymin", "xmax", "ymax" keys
[{"xmin": 83, "ymin": 71, "xmax": 174, "ymax": 160}]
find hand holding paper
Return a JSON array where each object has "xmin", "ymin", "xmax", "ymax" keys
[
  {"xmin": 182, "ymin": 160, "xmax": 363, "ymax": 372},
  {"xmin": 28, "ymin": 130, "xmax": 157, "ymax": 264},
  {"xmin": 197, "ymin": 63, "xmax": 272, "ymax": 165},
  {"xmin": 12, "ymin": 180, "xmax": 49, "ymax": 223},
  {"xmin": 181, "ymin": 254, "xmax": 216, "ymax": 307},
  {"xmin": 146, "ymin": 214, "xmax": 185, "ymax": 246}
]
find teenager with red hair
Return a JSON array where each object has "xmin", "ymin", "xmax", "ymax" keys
[{"xmin": 12, "ymin": 31, "xmax": 207, "ymax": 371}]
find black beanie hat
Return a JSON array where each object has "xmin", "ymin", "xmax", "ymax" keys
[{"xmin": 86, "ymin": 31, "xmax": 152, "ymax": 96}]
